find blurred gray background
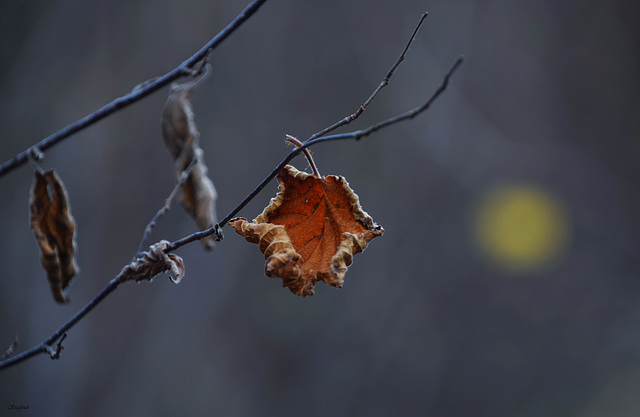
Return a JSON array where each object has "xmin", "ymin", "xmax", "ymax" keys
[{"xmin": 1, "ymin": 0, "xmax": 639, "ymax": 416}]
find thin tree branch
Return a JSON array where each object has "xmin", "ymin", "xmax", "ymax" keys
[
  {"xmin": 0, "ymin": 278, "xmax": 120, "ymax": 370},
  {"xmin": 133, "ymin": 157, "xmax": 198, "ymax": 260},
  {"xmin": 303, "ymin": 56, "xmax": 464, "ymax": 146},
  {"xmin": 0, "ymin": 237, "xmax": 188, "ymax": 370},
  {"xmin": 0, "ymin": 0, "xmax": 269, "ymax": 178},
  {"xmin": 306, "ymin": 11, "xmax": 429, "ymax": 142},
  {"xmin": 134, "ymin": 177, "xmax": 183, "ymax": 258}
]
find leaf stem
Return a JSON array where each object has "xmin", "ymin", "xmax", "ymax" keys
[{"xmin": 285, "ymin": 135, "xmax": 321, "ymax": 178}]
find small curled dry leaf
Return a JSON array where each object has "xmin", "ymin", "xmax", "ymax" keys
[
  {"xmin": 116, "ymin": 240, "xmax": 185, "ymax": 284},
  {"xmin": 161, "ymin": 78, "xmax": 218, "ymax": 249},
  {"xmin": 161, "ymin": 82, "xmax": 199, "ymax": 162},
  {"xmin": 29, "ymin": 170, "xmax": 79, "ymax": 303},
  {"xmin": 178, "ymin": 147, "xmax": 217, "ymax": 246},
  {"xmin": 229, "ymin": 165, "xmax": 384, "ymax": 296}
]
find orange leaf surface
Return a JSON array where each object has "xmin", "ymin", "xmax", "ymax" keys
[{"xmin": 229, "ymin": 165, "xmax": 383, "ymax": 296}]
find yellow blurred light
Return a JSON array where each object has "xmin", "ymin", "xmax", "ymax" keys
[{"xmin": 475, "ymin": 185, "xmax": 570, "ymax": 272}]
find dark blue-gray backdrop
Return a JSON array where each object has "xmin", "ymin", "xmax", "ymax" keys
[{"xmin": 1, "ymin": 1, "xmax": 639, "ymax": 416}]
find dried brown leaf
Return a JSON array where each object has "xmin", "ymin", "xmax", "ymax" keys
[
  {"xmin": 116, "ymin": 240, "xmax": 185, "ymax": 284},
  {"xmin": 29, "ymin": 170, "xmax": 79, "ymax": 303},
  {"xmin": 161, "ymin": 81, "xmax": 218, "ymax": 249},
  {"xmin": 161, "ymin": 83, "xmax": 198, "ymax": 164},
  {"xmin": 229, "ymin": 165, "xmax": 384, "ymax": 296}
]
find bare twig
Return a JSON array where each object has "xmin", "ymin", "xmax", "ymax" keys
[
  {"xmin": 0, "ymin": 239, "xmax": 185, "ymax": 370},
  {"xmin": 133, "ymin": 158, "xmax": 198, "ymax": 259},
  {"xmin": 134, "ymin": 178, "xmax": 183, "ymax": 259},
  {"xmin": 0, "ymin": 279, "xmax": 120, "ymax": 370},
  {"xmin": 304, "ymin": 56, "xmax": 464, "ymax": 146},
  {"xmin": 0, "ymin": 0, "xmax": 269, "ymax": 178},
  {"xmin": 306, "ymin": 12, "xmax": 429, "ymax": 142}
]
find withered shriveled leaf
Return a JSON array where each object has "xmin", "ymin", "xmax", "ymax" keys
[
  {"xmin": 29, "ymin": 170, "xmax": 79, "ymax": 303},
  {"xmin": 116, "ymin": 240, "xmax": 185, "ymax": 284},
  {"xmin": 161, "ymin": 80, "xmax": 218, "ymax": 249},
  {"xmin": 229, "ymin": 165, "xmax": 384, "ymax": 296}
]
